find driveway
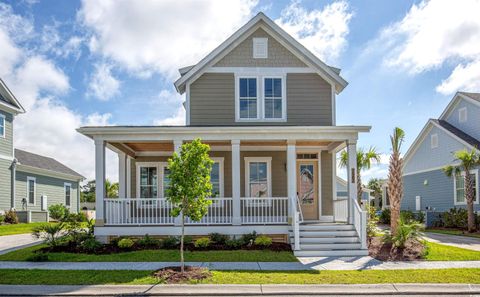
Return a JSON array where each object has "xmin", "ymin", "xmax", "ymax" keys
[
  {"xmin": 424, "ymin": 232, "xmax": 480, "ymax": 251},
  {"xmin": 0, "ymin": 234, "xmax": 42, "ymax": 255}
]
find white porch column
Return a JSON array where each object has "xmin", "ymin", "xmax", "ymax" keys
[
  {"xmin": 126, "ymin": 156, "xmax": 132, "ymax": 198},
  {"xmin": 347, "ymin": 141, "xmax": 357, "ymax": 224},
  {"xmin": 231, "ymin": 140, "xmax": 241, "ymax": 225},
  {"xmin": 118, "ymin": 152, "xmax": 126, "ymax": 198},
  {"xmin": 94, "ymin": 139, "xmax": 106, "ymax": 226},
  {"xmin": 287, "ymin": 140, "xmax": 297, "ymax": 218}
]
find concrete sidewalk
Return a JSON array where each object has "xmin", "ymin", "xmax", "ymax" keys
[
  {"xmin": 0, "ymin": 283, "xmax": 479, "ymax": 296},
  {"xmin": 2, "ymin": 256, "xmax": 480, "ymax": 271},
  {"xmin": 424, "ymin": 232, "xmax": 480, "ymax": 251},
  {"xmin": 0, "ymin": 234, "xmax": 42, "ymax": 255}
]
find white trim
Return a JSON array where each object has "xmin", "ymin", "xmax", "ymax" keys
[
  {"xmin": 185, "ymin": 82, "xmax": 191, "ymax": 126},
  {"xmin": 0, "ymin": 113, "xmax": 5, "ymax": 138},
  {"xmin": 430, "ymin": 133, "xmax": 438, "ymax": 149},
  {"xmin": 244, "ymin": 157, "xmax": 272, "ymax": 198},
  {"xmin": 235, "ymin": 75, "xmax": 260, "ymax": 121},
  {"xmin": 27, "ymin": 176, "xmax": 36, "ymax": 206},
  {"xmin": 331, "ymin": 84, "xmax": 336, "ymax": 125},
  {"xmin": 252, "ymin": 37, "xmax": 268, "ymax": 59},
  {"xmin": 64, "ymin": 182, "xmax": 72, "ymax": 207},
  {"xmin": 135, "ymin": 162, "xmax": 169, "ymax": 199},
  {"xmin": 262, "ymin": 75, "xmax": 287, "ymax": 121},
  {"xmin": 459, "ymin": 107, "xmax": 467, "ymax": 123},
  {"xmin": 0, "ymin": 78, "xmax": 25, "ymax": 114},
  {"xmin": 207, "ymin": 67, "xmax": 315, "ymax": 74},
  {"xmin": 440, "ymin": 92, "xmax": 480, "ymax": 120},
  {"xmin": 454, "ymin": 169, "xmax": 479, "ymax": 206},
  {"xmin": 0, "ymin": 153, "xmax": 13, "ymax": 161},
  {"xmin": 210, "ymin": 157, "xmax": 225, "ymax": 198},
  {"xmin": 403, "ymin": 164, "xmax": 460, "ymax": 176}
]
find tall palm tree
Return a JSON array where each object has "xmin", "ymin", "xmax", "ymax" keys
[
  {"xmin": 444, "ymin": 149, "xmax": 480, "ymax": 232},
  {"xmin": 105, "ymin": 179, "xmax": 119, "ymax": 198},
  {"xmin": 388, "ymin": 127, "xmax": 405, "ymax": 236},
  {"xmin": 339, "ymin": 147, "xmax": 381, "ymax": 202}
]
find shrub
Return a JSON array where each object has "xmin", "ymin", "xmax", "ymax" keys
[
  {"xmin": 441, "ymin": 208, "xmax": 468, "ymax": 229},
  {"xmin": 254, "ymin": 235, "xmax": 272, "ymax": 247},
  {"xmin": 379, "ymin": 209, "xmax": 391, "ymax": 224},
  {"xmin": 31, "ymin": 223, "xmax": 65, "ymax": 247},
  {"xmin": 27, "ymin": 252, "xmax": 49, "ymax": 262},
  {"xmin": 225, "ymin": 238, "xmax": 243, "ymax": 249},
  {"xmin": 241, "ymin": 231, "xmax": 257, "ymax": 245},
  {"xmin": 194, "ymin": 237, "xmax": 211, "ymax": 248},
  {"xmin": 366, "ymin": 206, "xmax": 379, "ymax": 239},
  {"xmin": 117, "ymin": 238, "xmax": 134, "ymax": 249},
  {"xmin": 81, "ymin": 237, "xmax": 102, "ymax": 253},
  {"xmin": 162, "ymin": 236, "xmax": 179, "ymax": 249},
  {"xmin": 48, "ymin": 204, "xmax": 69, "ymax": 221},
  {"xmin": 137, "ymin": 234, "xmax": 161, "ymax": 248},
  {"xmin": 183, "ymin": 235, "xmax": 194, "ymax": 246},
  {"xmin": 384, "ymin": 217, "xmax": 424, "ymax": 248},
  {"xmin": 0, "ymin": 214, "xmax": 5, "ymax": 224},
  {"xmin": 209, "ymin": 233, "xmax": 229, "ymax": 245},
  {"xmin": 4, "ymin": 210, "xmax": 19, "ymax": 224}
]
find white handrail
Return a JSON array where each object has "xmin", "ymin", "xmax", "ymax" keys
[
  {"xmin": 240, "ymin": 197, "xmax": 288, "ymax": 224},
  {"xmin": 353, "ymin": 199, "xmax": 367, "ymax": 249},
  {"xmin": 296, "ymin": 195, "xmax": 304, "ymax": 222},
  {"xmin": 290, "ymin": 195, "xmax": 300, "ymax": 251}
]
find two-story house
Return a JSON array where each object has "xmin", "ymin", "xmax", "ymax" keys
[
  {"xmin": 402, "ymin": 92, "xmax": 480, "ymax": 213},
  {"xmin": 0, "ymin": 79, "xmax": 84, "ymax": 222},
  {"xmin": 78, "ymin": 13, "xmax": 370, "ymax": 256}
]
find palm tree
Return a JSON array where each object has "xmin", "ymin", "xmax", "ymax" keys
[
  {"xmin": 388, "ymin": 127, "xmax": 405, "ymax": 236},
  {"xmin": 339, "ymin": 147, "xmax": 381, "ymax": 201},
  {"xmin": 444, "ymin": 149, "xmax": 480, "ymax": 232},
  {"xmin": 105, "ymin": 179, "xmax": 119, "ymax": 198}
]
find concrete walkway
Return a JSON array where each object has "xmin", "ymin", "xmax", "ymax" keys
[
  {"xmin": 0, "ymin": 234, "xmax": 42, "ymax": 255},
  {"xmin": 2, "ymin": 256, "xmax": 480, "ymax": 271},
  {"xmin": 424, "ymin": 232, "xmax": 480, "ymax": 251},
  {"xmin": 0, "ymin": 283, "xmax": 479, "ymax": 296}
]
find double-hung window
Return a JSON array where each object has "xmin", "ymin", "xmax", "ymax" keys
[
  {"xmin": 454, "ymin": 170, "xmax": 479, "ymax": 205},
  {"xmin": 64, "ymin": 183, "xmax": 71, "ymax": 207},
  {"xmin": 210, "ymin": 158, "xmax": 224, "ymax": 198},
  {"xmin": 0, "ymin": 114, "xmax": 5, "ymax": 138},
  {"xmin": 245, "ymin": 157, "xmax": 272, "ymax": 206},
  {"xmin": 239, "ymin": 78, "xmax": 258, "ymax": 119},
  {"xmin": 264, "ymin": 78, "xmax": 283, "ymax": 119},
  {"xmin": 27, "ymin": 176, "xmax": 36, "ymax": 205}
]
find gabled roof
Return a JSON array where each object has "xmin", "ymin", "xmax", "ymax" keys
[
  {"xmin": 15, "ymin": 149, "xmax": 84, "ymax": 180},
  {"xmin": 0, "ymin": 78, "xmax": 25, "ymax": 114},
  {"xmin": 433, "ymin": 119, "xmax": 480, "ymax": 148},
  {"xmin": 440, "ymin": 91, "xmax": 480, "ymax": 120},
  {"xmin": 174, "ymin": 12, "xmax": 348, "ymax": 94}
]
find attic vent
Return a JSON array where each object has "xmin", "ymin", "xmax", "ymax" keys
[
  {"xmin": 459, "ymin": 107, "xmax": 467, "ymax": 123},
  {"xmin": 253, "ymin": 38, "xmax": 268, "ymax": 59},
  {"xmin": 431, "ymin": 133, "xmax": 438, "ymax": 149}
]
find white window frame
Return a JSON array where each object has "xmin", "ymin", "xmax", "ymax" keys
[
  {"xmin": 210, "ymin": 157, "xmax": 224, "ymax": 199},
  {"xmin": 244, "ymin": 157, "xmax": 272, "ymax": 207},
  {"xmin": 0, "ymin": 113, "xmax": 5, "ymax": 138},
  {"xmin": 136, "ymin": 162, "xmax": 169, "ymax": 208},
  {"xmin": 454, "ymin": 169, "xmax": 479, "ymax": 206},
  {"xmin": 235, "ymin": 74, "xmax": 286, "ymax": 122},
  {"xmin": 459, "ymin": 107, "xmax": 467, "ymax": 123},
  {"xmin": 430, "ymin": 133, "xmax": 438, "ymax": 149},
  {"xmin": 253, "ymin": 37, "xmax": 268, "ymax": 59},
  {"xmin": 64, "ymin": 182, "xmax": 72, "ymax": 207},
  {"xmin": 27, "ymin": 176, "xmax": 36, "ymax": 206}
]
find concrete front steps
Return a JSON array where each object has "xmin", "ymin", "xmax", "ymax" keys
[{"xmin": 289, "ymin": 223, "xmax": 368, "ymax": 257}]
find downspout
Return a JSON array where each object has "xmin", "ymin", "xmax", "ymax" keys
[
  {"xmin": 77, "ymin": 180, "xmax": 80, "ymax": 213},
  {"xmin": 10, "ymin": 158, "xmax": 17, "ymax": 209}
]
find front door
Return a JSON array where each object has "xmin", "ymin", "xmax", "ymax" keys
[{"xmin": 297, "ymin": 161, "xmax": 318, "ymax": 220}]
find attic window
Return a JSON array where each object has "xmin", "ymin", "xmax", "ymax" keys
[
  {"xmin": 459, "ymin": 107, "xmax": 467, "ymax": 123},
  {"xmin": 253, "ymin": 38, "xmax": 268, "ymax": 59},
  {"xmin": 431, "ymin": 133, "xmax": 438, "ymax": 149}
]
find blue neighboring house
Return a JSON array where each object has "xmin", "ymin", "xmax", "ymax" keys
[{"xmin": 402, "ymin": 92, "xmax": 480, "ymax": 213}]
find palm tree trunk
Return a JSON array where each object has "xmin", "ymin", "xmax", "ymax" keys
[
  {"xmin": 357, "ymin": 169, "xmax": 363, "ymax": 204},
  {"xmin": 388, "ymin": 151, "xmax": 403, "ymax": 236},
  {"xmin": 464, "ymin": 174, "xmax": 477, "ymax": 232}
]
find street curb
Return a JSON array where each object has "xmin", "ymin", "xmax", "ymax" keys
[{"xmin": 0, "ymin": 284, "xmax": 479, "ymax": 296}]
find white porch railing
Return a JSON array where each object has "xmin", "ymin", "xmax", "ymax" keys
[
  {"xmin": 104, "ymin": 198, "xmax": 175, "ymax": 225},
  {"xmin": 353, "ymin": 199, "xmax": 367, "ymax": 249},
  {"xmin": 185, "ymin": 198, "xmax": 233, "ymax": 225},
  {"xmin": 240, "ymin": 197, "xmax": 289, "ymax": 224},
  {"xmin": 333, "ymin": 197, "xmax": 348, "ymax": 222}
]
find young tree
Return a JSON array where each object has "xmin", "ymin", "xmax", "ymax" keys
[
  {"xmin": 339, "ymin": 147, "xmax": 381, "ymax": 201},
  {"xmin": 444, "ymin": 149, "xmax": 480, "ymax": 232},
  {"xmin": 388, "ymin": 127, "xmax": 405, "ymax": 236},
  {"xmin": 166, "ymin": 138, "xmax": 213, "ymax": 272}
]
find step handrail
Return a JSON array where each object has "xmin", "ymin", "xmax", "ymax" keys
[{"xmin": 296, "ymin": 194, "xmax": 304, "ymax": 223}]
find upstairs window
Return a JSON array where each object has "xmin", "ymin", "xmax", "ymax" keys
[
  {"xmin": 253, "ymin": 38, "xmax": 268, "ymax": 58},
  {"xmin": 459, "ymin": 107, "xmax": 467, "ymax": 123},
  {"xmin": 239, "ymin": 78, "xmax": 258, "ymax": 119},
  {"xmin": 264, "ymin": 78, "xmax": 283, "ymax": 119},
  {"xmin": 0, "ymin": 114, "xmax": 4, "ymax": 138}
]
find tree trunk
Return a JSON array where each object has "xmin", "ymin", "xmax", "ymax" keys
[
  {"xmin": 464, "ymin": 174, "xmax": 477, "ymax": 233},
  {"xmin": 388, "ymin": 151, "xmax": 403, "ymax": 236},
  {"xmin": 180, "ymin": 211, "xmax": 185, "ymax": 273},
  {"xmin": 357, "ymin": 169, "xmax": 363, "ymax": 204}
]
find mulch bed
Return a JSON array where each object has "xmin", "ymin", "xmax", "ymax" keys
[
  {"xmin": 153, "ymin": 266, "xmax": 211, "ymax": 283},
  {"xmin": 368, "ymin": 236, "xmax": 425, "ymax": 261}
]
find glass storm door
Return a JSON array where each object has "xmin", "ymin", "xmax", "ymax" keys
[{"xmin": 297, "ymin": 161, "xmax": 318, "ymax": 220}]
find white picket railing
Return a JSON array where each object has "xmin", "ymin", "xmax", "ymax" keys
[
  {"xmin": 333, "ymin": 197, "xmax": 349, "ymax": 222},
  {"xmin": 104, "ymin": 198, "xmax": 175, "ymax": 225},
  {"xmin": 353, "ymin": 199, "xmax": 367, "ymax": 249},
  {"xmin": 240, "ymin": 197, "xmax": 289, "ymax": 224},
  {"xmin": 185, "ymin": 198, "xmax": 233, "ymax": 225}
]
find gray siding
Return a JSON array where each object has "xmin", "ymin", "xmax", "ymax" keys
[
  {"xmin": 321, "ymin": 151, "xmax": 333, "ymax": 216},
  {"xmin": 445, "ymin": 98, "xmax": 480, "ymax": 140},
  {"xmin": 404, "ymin": 125, "xmax": 469, "ymax": 174},
  {"xmin": 0, "ymin": 109, "xmax": 13, "ymax": 157},
  {"xmin": 402, "ymin": 168, "xmax": 480, "ymax": 212},
  {"xmin": 189, "ymin": 73, "xmax": 333, "ymax": 126},
  {"xmin": 15, "ymin": 170, "xmax": 79, "ymax": 213},
  {"xmin": 0, "ymin": 158, "xmax": 12, "ymax": 211},
  {"xmin": 214, "ymin": 27, "xmax": 307, "ymax": 68}
]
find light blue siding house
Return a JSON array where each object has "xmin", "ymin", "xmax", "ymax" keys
[
  {"xmin": 402, "ymin": 92, "xmax": 480, "ymax": 213},
  {"xmin": 0, "ymin": 79, "xmax": 84, "ymax": 222},
  {"xmin": 336, "ymin": 176, "xmax": 373, "ymax": 203}
]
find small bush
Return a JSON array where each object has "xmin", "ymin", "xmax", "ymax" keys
[
  {"xmin": 384, "ymin": 217, "xmax": 424, "ymax": 248},
  {"xmin": 4, "ymin": 210, "xmax": 19, "ymax": 224},
  {"xmin": 31, "ymin": 223, "xmax": 65, "ymax": 247},
  {"xmin": 48, "ymin": 204, "xmax": 69, "ymax": 221},
  {"xmin": 162, "ymin": 236, "xmax": 179, "ymax": 249},
  {"xmin": 27, "ymin": 252, "xmax": 49, "ymax": 262},
  {"xmin": 254, "ymin": 235, "xmax": 272, "ymax": 247},
  {"xmin": 441, "ymin": 207, "xmax": 468, "ymax": 229},
  {"xmin": 379, "ymin": 209, "xmax": 391, "ymax": 224},
  {"xmin": 367, "ymin": 206, "xmax": 379, "ymax": 239},
  {"xmin": 194, "ymin": 237, "xmax": 211, "ymax": 248},
  {"xmin": 183, "ymin": 235, "xmax": 194, "ymax": 246},
  {"xmin": 137, "ymin": 234, "xmax": 161, "ymax": 248},
  {"xmin": 241, "ymin": 231, "xmax": 257, "ymax": 245},
  {"xmin": 225, "ymin": 238, "xmax": 243, "ymax": 249},
  {"xmin": 209, "ymin": 233, "xmax": 229, "ymax": 245},
  {"xmin": 0, "ymin": 214, "xmax": 5, "ymax": 223},
  {"xmin": 117, "ymin": 238, "xmax": 134, "ymax": 249},
  {"xmin": 81, "ymin": 237, "xmax": 102, "ymax": 253}
]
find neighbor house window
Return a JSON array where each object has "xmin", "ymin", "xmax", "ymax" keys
[
  {"xmin": 431, "ymin": 134, "xmax": 438, "ymax": 149},
  {"xmin": 454, "ymin": 170, "xmax": 479, "ymax": 205},
  {"xmin": 210, "ymin": 158, "xmax": 224, "ymax": 198},
  {"xmin": 264, "ymin": 78, "xmax": 283, "ymax": 119},
  {"xmin": 239, "ymin": 78, "xmax": 258, "ymax": 119},
  {"xmin": 245, "ymin": 157, "xmax": 272, "ymax": 198},
  {"xmin": 64, "ymin": 183, "xmax": 71, "ymax": 206},
  {"xmin": 0, "ymin": 114, "xmax": 5, "ymax": 138},
  {"xmin": 27, "ymin": 176, "xmax": 36, "ymax": 205},
  {"xmin": 459, "ymin": 107, "xmax": 467, "ymax": 123}
]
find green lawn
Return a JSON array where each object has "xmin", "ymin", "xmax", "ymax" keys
[
  {"xmin": 427, "ymin": 229, "xmax": 480, "ymax": 239},
  {"xmin": 0, "ymin": 244, "xmax": 297, "ymax": 262},
  {"xmin": 424, "ymin": 241, "xmax": 480, "ymax": 261},
  {"xmin": 0, "ymin": 223, "xmax": 55, "ymax": 236},
  {"xmin": 0, "ymin": 268, "xmax": 480, "ymax": 285}
]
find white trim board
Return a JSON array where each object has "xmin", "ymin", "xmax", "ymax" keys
[
  {"xmin": 440, "ymin": 92, "xmax": 480, "ymax": 120},
  {"xmin": 0, "ymin": 113, "xmax": 5, "ymax": 138},
  {"xmin": 16, "ymin": 164, "xmax": 83, "ymax": 182},
  {"xmin": 64, "ymin": 182, "xmax": 72, "ymax": 207},
  {"xmin": 453, "ymin": 169, "xmax": 479, "ymax": 206}
]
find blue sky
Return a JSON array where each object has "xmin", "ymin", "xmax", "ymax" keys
[{"xmin": 1, "ymin": 0, "xmax": 479, "ymax": 181}]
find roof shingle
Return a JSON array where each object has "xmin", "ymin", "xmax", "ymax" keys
[{"xmin": 15, "ymin": 149, "xmax": 84, "ymax": 179}]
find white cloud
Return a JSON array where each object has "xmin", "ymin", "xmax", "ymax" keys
[
  {"xmin": 379, "ymin": 0, "xmax": 480, "ymax": 94},
  {"xmin": 275, "ymin": 0, "xmax": 353, "ymax": 63},
  {"xmin": 78, "ymin": 0, "xmax": 258, "ymax": 79},
  {"xmin": 87, "ymin": 63, "xmax": 120, "ymax": 101},
  {"xmin": 154, "ymin": 107, "xmax": 185, "ymax": 126}
]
